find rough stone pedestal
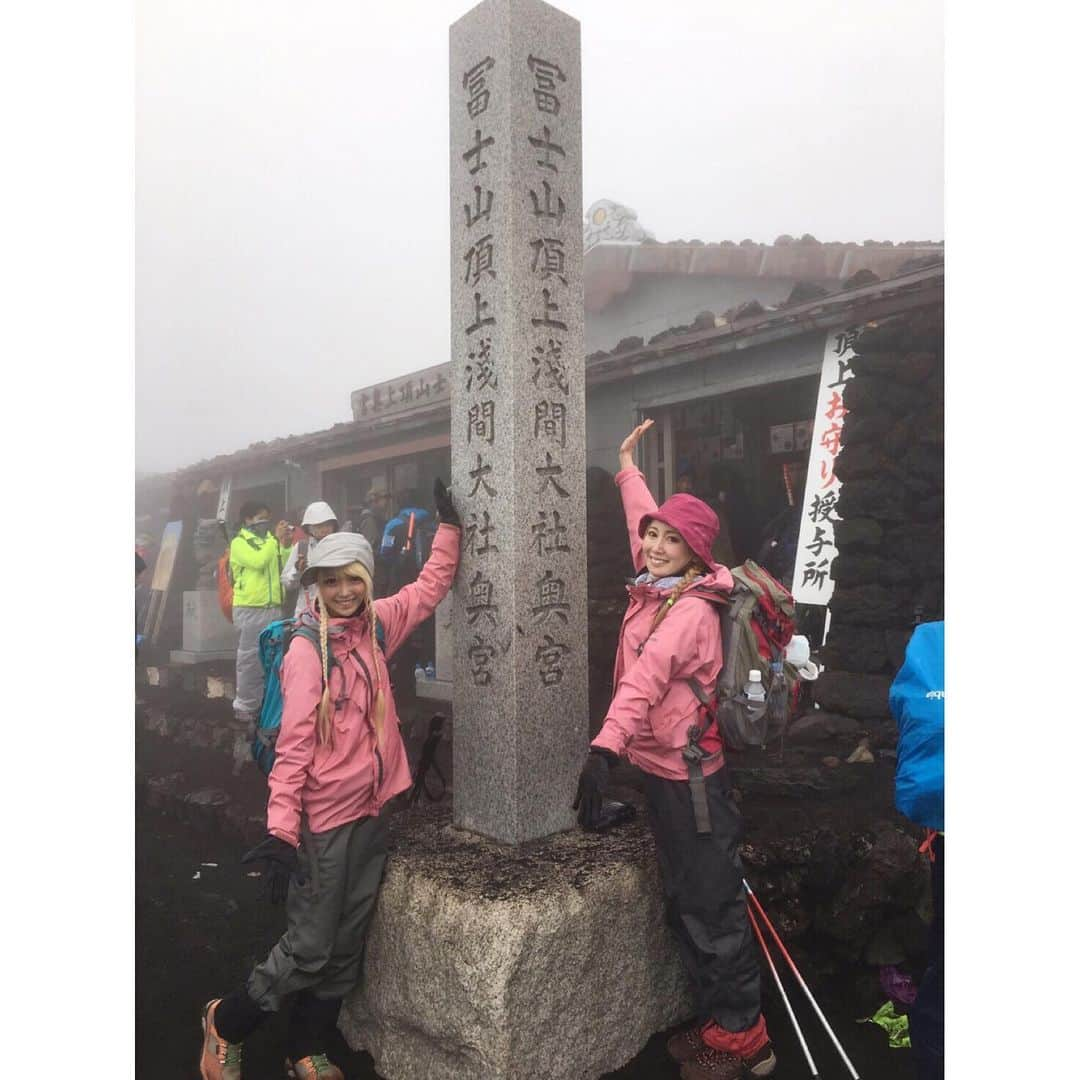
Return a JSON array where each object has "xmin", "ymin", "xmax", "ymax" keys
[{"xmin": 340, "ymin": 807, "xmax": 692, "ymax": 1080}]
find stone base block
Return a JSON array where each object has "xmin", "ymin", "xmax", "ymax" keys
[
  {"xmin": 169, "ymin": 649, "xmax": 237, "ymax": 664},
  {"xmin": 340, "ymin": 806, "xmax": 692, "ymax": 1080}
]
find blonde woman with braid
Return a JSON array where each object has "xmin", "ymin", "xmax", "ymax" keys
[
  {"xmin": 200, "ymin": 479, "xmax": 461, "ymax": 1080},
  {"xmin": 574, "ymin": 421, "xmax": 777, "ymax": 1080}
]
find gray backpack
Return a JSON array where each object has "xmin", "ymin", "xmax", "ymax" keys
[{"xmin": 686, "ymin": 561, "xmax": 801, "ymax": 752}]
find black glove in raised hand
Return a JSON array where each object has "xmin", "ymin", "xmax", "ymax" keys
[
  {"xmin": 433, "ymin": 477, "xmax": 461, "ymax": 529},
  {"xmin": 241, "ymin": 834, "xmax": 303, "ymax": 904},
  {"xmin": 573, "ymin": 749, "xmax": 617, "ymax": 830}
]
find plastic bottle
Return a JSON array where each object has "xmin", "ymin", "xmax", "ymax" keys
[
  {"xmin": 744, "ymin": 669, "xmax": 766, "ymax": 704},
  {"xmin": 414, "ymin": 662, "xmax": 426, "ymax": 682},
  {"xmin": 425, "ymin": 661, "xmax": 436, "ymax": 681}
]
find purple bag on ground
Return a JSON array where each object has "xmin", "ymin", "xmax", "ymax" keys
[{"xmin": 880, "ymin": 965, "xmax": 918, "ymax": 1007}]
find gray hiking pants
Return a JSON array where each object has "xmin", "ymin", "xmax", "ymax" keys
[
  {"xmin": 232, "ymin": 605, "xmax": 281, "ymax": 716},
  {"xmin": 247, "ymin": 814, "xmax": 388, "ymax": 1009}
]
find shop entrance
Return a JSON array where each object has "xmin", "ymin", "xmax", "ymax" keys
[{"xmin": 642, "ymin": 375, "xmax": 818, "ymax": 577}]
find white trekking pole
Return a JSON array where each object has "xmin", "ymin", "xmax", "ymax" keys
[
  {"xmin": 743, "ymin": 879, "xmax": 861, "ymax": 1080},
  {"xmin": 747, "ymin": 904, "xmax": 819, "ymax": 1076}
]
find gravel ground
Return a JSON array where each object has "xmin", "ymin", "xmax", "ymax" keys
[{"xmin": 136, "ymin": 801, "xmax": 913, "ymax": 1079}]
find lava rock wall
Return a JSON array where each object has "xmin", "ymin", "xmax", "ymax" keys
[{"xmin": 816, "ymin": 307, "xmax": 945, "ymax": 733}]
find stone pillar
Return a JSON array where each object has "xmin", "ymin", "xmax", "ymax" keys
[{"xmin": 449, "ymin": 0, "xmax": 586, "ymax": 844}]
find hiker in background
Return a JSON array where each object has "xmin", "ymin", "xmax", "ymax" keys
[
  {"xmin": 377, "ymin": 494, "xmax": 437, "ymax": 696},
  {"xmin": 199, "ymin": 480, "xmax": 461, "ymax": 1080},
  {"xmin": 230, "ymin": 501, "xmax": 293, "ymax": 724},
  {"xmin": 135, "ymin": 550, "xmax": 148, "ymax": 656},
  {"xmin": 355, "ymin": 478, "xmax": 391, "ymax": 554},
  {"xmin": 280, "ymin": 501, "xmax": 339, "ymax": 617},
  {"xmin": 573, "ymin": 419, "xmax": 776, "ymax": 1080},
  {"xmin": 755, "ymin": 504, "xmax": 801, "ymax": 591},
  {"xmin": 676, "ymin": 470, "xmax": 695, "ymax": 494},
  {"xmin": 889, "ymin": 621, "xmax": 945, "ymax": 1080},
  {"xmin": 707, "ymin": 491, "xmax": 738, "ymax": 569},
  {"xmin": 710, "ymin": 465, "xmax": 758, "ymax": 564}
]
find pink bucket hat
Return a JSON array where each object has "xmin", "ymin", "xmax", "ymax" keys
[{"xmin": 638, "ymin": 494, "xmax": 720, "ymax": 571}]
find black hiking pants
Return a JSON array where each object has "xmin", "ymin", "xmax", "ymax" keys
[
  {"xmin": 644, "ymin": 766, "xmax": 761, "ymax": 1033},
  {"xmin": 910, "ymin": 833, "xmax": 944, "ymax": 1080}
]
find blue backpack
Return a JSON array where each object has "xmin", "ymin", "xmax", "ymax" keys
[
  {"xmin": 253, "ymin": 616, "xmax": 386, "ymax": 776},
  {"xmin": 889, "ymin": 621, "xmax": 945, "ymax": 831}
]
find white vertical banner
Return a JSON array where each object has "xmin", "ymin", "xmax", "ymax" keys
[
  {"xmin": 215, "ymin": 476, "xmax": 232, "ymax": 524},
  {"xmin": 792, "ymin": 326, "xmax": 862, "ymax": 605}
]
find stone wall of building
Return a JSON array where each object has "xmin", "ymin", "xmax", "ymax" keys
[{"xmin": 815, "ymin": 307, "xmax": 945, "ymax": 731}]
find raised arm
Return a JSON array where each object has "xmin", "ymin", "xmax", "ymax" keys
[
  {"xmin": 373, "ymin": 524, "xmax": 460, "ymax": 657},
  {"xmin": 613, "ymin": 418, "xmax": 659, "ymax": 573}
]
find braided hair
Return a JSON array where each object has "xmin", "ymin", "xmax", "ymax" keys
[
  {"xmin": 315, "ymin": 561, "xmax": 386, "ymax": 748},
  {"xmin": 647, "ymin": 559, "xmax": 708, "ymax": 636}
]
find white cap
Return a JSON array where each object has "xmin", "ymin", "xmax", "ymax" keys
[
  {"xmin": 301, "ymin": 501, "xmax": 338, "ymax": 527},
  {"xmin": 748, "ymin": 670, "xmax": 762, "ymax": 682}
]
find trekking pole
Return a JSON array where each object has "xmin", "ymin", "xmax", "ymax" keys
[
  {"xmin": 747, "ymin": 904, "xmax": 819, "ymax": 1077},
  {"xmin": 742, "ymin": 880, "xmax": 861, "ymax": 1080}
]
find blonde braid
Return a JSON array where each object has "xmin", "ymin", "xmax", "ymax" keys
[
  {"xmin": 316, "ymin": 597, "xmax": 334, "ymax": 746},
  {"xmin": 370, "ymin": 603, "xmax": 387, "ymax": 750},
  {"xmin": 649, "ymin": 561, "xmax": 706, "ymax": 635}
]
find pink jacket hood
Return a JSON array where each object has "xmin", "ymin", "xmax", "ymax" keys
[
  {"xmin": 266, "ymin": 524, "xmax": 460, "ymax": 846},
  {"xmin": 591, "ymin": 469, "xmax": 733, "ymax": 780}
]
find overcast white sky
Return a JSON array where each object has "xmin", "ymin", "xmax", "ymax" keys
[{"xmin": 135, "ymin": 0, "xmax": 943, "ymax": 474}]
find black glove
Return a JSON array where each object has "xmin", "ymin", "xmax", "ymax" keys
[
  {"xmin": 573, "ymin": 749, "xmax": 617, "ymax": 830},
  {"xmin": 241, "ymin": 834, "xmax": 303, "ymax": 904},
  {"xmin": 433, "ymin": 477, "xmax": 461, "ymax": 529}
]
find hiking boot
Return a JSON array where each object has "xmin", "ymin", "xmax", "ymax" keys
[
  {"xmin": 666, "ymin": 1022, "xmax": 708, "ymax": 1062},
  {"xmin": 200, "ymin": 999, "xmax": 243, "ymax": 1080},
  {"xmin": 286, "ymin": 1054, "xmax": 345, "ymax": 1080},
  {"xmin": 680, "ymin": 1042, "xmax": 777, "ymax": 1080}
]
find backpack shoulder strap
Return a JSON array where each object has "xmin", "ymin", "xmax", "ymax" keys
[{"xmin": 289, "ymin": 625, "xmax": 338, "ymax": 690}]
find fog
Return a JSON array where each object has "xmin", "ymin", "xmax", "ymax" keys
[{"xmin": 135, "ymin": 0, "xmax": 943, "ymax": 475}]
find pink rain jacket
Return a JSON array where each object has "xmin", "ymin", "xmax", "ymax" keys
[
  {"xmin": 591, "ymin": 468, "xmax": 734, "ymax": 781},
  {"xmin": 267, "ymin": 524, "xmax": 460, "ymax": 847}
]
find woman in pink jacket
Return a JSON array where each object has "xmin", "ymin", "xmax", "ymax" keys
[
  {"xmin": 574, "ymin": 421, "xmax": 776, "ymax": 1080},
  {"xmin": 199, "ymin": 480, "xmax": 461, "ymax": 1080}
]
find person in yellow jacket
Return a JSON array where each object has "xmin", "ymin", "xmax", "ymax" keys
[{"xmin": 230, "ymin": 501, "xmax": 294, "ymax": 722}]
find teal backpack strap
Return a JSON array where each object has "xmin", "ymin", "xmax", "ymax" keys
[{"xmin": 291, "ymin": 625, "xmax": 338, "ymax": 693}]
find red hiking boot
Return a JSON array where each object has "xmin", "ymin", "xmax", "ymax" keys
[
  {"xmin": 199, "ymin": 999, "xmax": 243, "ymax": 1080},
  {"xmin": 679, "ymin": 1017, "xmax": 776, "ymax": 1079}
]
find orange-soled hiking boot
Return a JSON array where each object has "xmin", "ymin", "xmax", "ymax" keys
[
  {"xmin": 667, "ymin": 1022, "xmax": 708, "ymax": 1062},
  {"xmin": 680, "ymin": 1041, "xmax": 777, "ymax": 1080},
  {"xmin": 200, "ymin": 999, "xmax": 243, "ymax": 1080},
  {"xmin": 285, "ymin": 1053, "xmax": 345, "ymax": 1079}
]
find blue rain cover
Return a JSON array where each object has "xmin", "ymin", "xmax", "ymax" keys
[
  {"xmin": 889, "ymin": 621, "xmax": 945, "ymax": 831},
  {"xmin": 379, "ymin": 507, "xmax": 432, "ymax": 555}
]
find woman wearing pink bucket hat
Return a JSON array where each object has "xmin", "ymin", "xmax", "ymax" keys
[{"xmin": 574, "ymin": 420, "xmax": 777, "ymax": 1080}]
